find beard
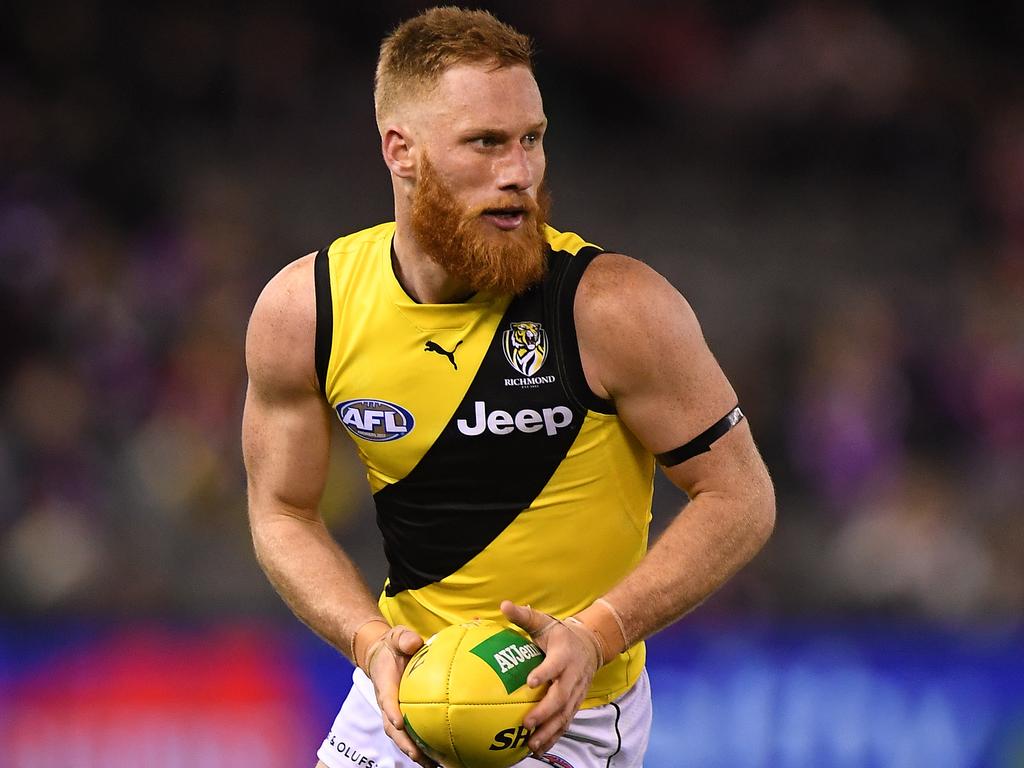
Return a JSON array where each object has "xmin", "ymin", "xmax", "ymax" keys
[{"xmin": 410, "ymin": 154, "xmax": 551, "ymax": 297}]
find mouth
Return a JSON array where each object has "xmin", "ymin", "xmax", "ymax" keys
[{"xmin": 481, "ymin": 207, "xmax": 527, "ymax": 231}]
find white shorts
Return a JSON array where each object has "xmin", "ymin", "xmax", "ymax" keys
[{"xmin": 317, "ymin": 668, "xmax": 651, "ymax": 768}]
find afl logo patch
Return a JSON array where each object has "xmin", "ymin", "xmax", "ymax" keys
[
  {"xmin": 336, "ymin": 399, "xmax": 414, "ymax": 442},
  {"xmin": 502, "ymin": 321, "xmax": 548, "ymax": 377}
]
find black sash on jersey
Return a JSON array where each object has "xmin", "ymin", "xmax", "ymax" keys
[{"xmin": 373, "ymin": 245, "xmax": 613, "ymax": 595}]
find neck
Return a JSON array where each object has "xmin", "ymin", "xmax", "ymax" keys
[{"xmin": 392, "ymin": 224, "xmax": 475, "ymax": 304}]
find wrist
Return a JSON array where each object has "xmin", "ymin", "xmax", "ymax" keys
[
  {"xmin": 571, "ymin": 598, "xmax": 628, "ymax": 664},
  {"xmin": 351, "ymin": 617, "xmax": 391, "ymax": 673}
]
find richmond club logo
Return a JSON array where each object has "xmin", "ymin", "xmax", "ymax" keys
[{"xmin": 502, "ymin": 321, "xmax": 548, "ymax": 377}]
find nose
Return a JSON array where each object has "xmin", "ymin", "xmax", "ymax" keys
[{"xmin": 496, "ymin": 143, "xmax": 534, "ymax": 192}]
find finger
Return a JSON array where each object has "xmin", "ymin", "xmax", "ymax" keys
[
  {"xmin": 383, "ymin": 715, "xmax": 435, "ymax": 768},
  {"xmin": 371, "ymin": 663, "xmax": 404, "ymax": 729},
  {"xmin": 529, "ymin": 708, "xmax": 573, "ymax": 756},
  {"xmin": 522, "ymin": 677, "xmax": 571, "ymax": 729},
  {"xmin": 379, "ymin": 692, "xmax": 404, "ymax": 732},
  {"xmin": 525, "ymin": 653, "xmax": 565, "ymax": 688},
  {"xmin": 531, "ymin": 685, "xmax": 586, "ymax": 759},
  {"xmin": 526, "ymin": 674, "xmax": 590, "ymax": 748},
  {"xmin": 381, "ymin": 707, "xmax": 433, "ymax": 766},
  {"xmin": 373, "ymin": 674, "xmax": 406, "ymax": 733}
]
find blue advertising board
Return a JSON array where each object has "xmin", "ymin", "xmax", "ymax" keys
[
  {"xmin": 1, "ymin": 621, "xmax": 1022, "ymax": 767},
  {"xmin": 644, "ymin": 622, "xmax": 1024, "ymax": 768}
]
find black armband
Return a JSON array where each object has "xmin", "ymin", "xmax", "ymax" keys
[{"xmin": 656, "ymin": 406, "xmax": 745, "ymax": 467}]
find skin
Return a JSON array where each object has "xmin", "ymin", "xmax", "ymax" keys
[
  {"xmin": 383, "ymin": 64, "xmax": 549, "ymax": 304},
  {"xmin": 243, "ymin": 62, "xmax": 775, "ymax": 768}
]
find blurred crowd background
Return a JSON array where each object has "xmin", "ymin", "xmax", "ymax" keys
[{"xmin": 1, "ymin": 0, "xmax": 1022, "ymax": 631}]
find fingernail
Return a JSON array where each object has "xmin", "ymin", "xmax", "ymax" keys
[{"xmin": 528, "ymin": 676, "xmax": 537, "ymax": 687}]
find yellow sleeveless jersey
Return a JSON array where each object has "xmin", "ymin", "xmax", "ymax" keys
[{"xmin": 314, "ymin": 222, "xmax": 655, "ymax": 706}]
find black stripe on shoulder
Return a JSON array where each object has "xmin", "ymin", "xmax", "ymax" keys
[
  {"xmin": 313, "ymin": 247, "xmax": 332, "ymax": 394},
  {"xmin": 550, "ymin": 245, "xmax": 617, "ymax": 415}
]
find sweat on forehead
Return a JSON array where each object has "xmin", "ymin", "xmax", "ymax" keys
[{"xmin": 374, "ymin": 6, "xmax": 534, "ymax": 125}]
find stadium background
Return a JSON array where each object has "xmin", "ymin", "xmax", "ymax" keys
[{"xmin": 1, "ymin": 1, "xmax": 1022, "ymax": 766}]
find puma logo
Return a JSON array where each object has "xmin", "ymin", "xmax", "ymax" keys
[{"xmin": 424, "ymin": 339, "xmax": 463, "ymax": 370}]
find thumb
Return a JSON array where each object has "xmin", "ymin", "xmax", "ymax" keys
[
  {"xmin": 500, "ymin": 600, "xmax": 554, "ymax": 636},
  {"xmin": 389, "ymin": 625, "xmax": 424, "ymax": 656}
]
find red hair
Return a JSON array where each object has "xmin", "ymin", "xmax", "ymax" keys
[{"xmin": 375, "ymin": 7, "xmax": 535, "ymax": 127}]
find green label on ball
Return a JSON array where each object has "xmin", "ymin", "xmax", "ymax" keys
[
  {"xmin": 403, "ymin": 715, "xmax": 426, "ymax": 751},
  {"xmin": 469, "ymin": 629, "xmax": 545, "ymax": 695},
  {"xmin": 403, "ymin": 715, "xmax": 446, "ymax": 765}
]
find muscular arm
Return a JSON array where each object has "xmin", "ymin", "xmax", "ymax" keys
[
  {"xmin": 242, "ymin": 254, "xmax": 384, "ymax": 656},
  {"xmin": 577, "ymin": 253, "xmax": 775, "ymax": 644},
  {"xmin": 505, "ymin": 253, "xmax": 774, "ymax": 756},
  {"xmin": 244, "ymin": 254, "xmax": 432, "ymax": 767}
]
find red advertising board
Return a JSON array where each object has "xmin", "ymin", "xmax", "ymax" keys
[{"xmin": 3, "ymin": 625, "xmax": 321, "ymax": 768}]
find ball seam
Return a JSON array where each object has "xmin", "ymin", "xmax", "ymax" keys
[{"xmin": 446, "ymin": 625, "xmax": 466, "ymax": 767}]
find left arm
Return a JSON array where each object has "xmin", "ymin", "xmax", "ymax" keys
[
  {"xmin": 579, "ymin": 253, "xmax": 776, "ymax": 644},
  {"xmin": 503, "ymin": 253, "xmax": 775, "ymax": 755}
]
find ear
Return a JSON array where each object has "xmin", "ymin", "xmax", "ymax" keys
[{"xmin": 382, "ymin": 126, "xmax": 416, "ymax": 179}]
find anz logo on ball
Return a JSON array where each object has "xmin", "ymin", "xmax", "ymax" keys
[{"xmin": 336, "ymin": 399, "xmax": 414, "ymax": 442}]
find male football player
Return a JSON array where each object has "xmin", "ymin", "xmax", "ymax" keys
[{"xmin": 243, "ymin": 7, "xmax": 775, "ymax": 767}]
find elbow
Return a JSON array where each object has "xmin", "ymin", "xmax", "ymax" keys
[
  {"xmin": 249, "ymin": 515, "xmax": 272, "ymax": 572},
  {"xmin": 756, "ymin": 488, "xmax": 776, "ymax": 549},
  {"xmin": 247, "ymin": 501, "xmax": 277, "ymax": 573},
  {"xmin": 748, "ymin": 473, "xmax": 776, "ymax": 554}
]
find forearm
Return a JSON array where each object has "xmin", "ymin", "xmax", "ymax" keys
[
  {"xmin": 251, "ymin": 507, "xmax": 385, "ymax": 662},
  {"xmin": 579, "ymin": 488, "xmax": 775, "ymax": 656}
]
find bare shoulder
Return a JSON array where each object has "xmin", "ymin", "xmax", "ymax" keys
[
  {"xmin": 576, "ymin": 252, "xmax": 699, "ymax": 333},
  {"xmin": 245, "ymin": 252, "xmax": 319, "ymax": 396},
  {"xmin": 575, "ymin": 252, "xmax": 704, "ymax": 399},
  {"xmin": 576, "ymin": 251, "xmax": 667, "ymax": 296}
]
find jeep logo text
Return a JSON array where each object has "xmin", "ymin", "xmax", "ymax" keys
[{"xmin": 456, "ymin": 401, "xmax": 573, "ymax": 436}]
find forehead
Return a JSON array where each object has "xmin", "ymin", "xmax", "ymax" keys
[{"xmin": 421, "ymin": 63, "xmax": 544, "ymax": 130}]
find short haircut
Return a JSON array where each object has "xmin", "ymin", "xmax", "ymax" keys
[{"xmin": 375, "ymin": 6, "xmax": 535, "ymax": 128}]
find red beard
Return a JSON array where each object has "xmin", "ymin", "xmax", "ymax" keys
[{"xmin": 410, "ymin": 154, "xmax": 552, "ymax": 296}]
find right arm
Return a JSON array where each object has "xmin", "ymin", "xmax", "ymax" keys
[
  {"xmin": 242, "ymin": 254, "xmax": 431, "ymax": 766},
  {"xmin": 243, "ymin": 253, "xmax": 382, "ymax": 656}
]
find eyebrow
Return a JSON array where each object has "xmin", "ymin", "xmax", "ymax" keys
[{"xmin": 460, "ymin": 120, "xmax": 548, "ymax": 138}]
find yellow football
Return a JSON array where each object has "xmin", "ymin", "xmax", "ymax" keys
[{"xmin": 399, "ymin": 620, "xmax": 548, "ymax": 768}]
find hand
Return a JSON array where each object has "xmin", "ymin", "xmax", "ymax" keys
[
  {"xmin": 500, "ymin": 600, "xmax": 603, "ymax": 757},
  {"xmin": 363, "ymin": 624, "xmax": 438, "ymax": 768}
]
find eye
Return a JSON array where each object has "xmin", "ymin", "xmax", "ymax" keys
[
  {"xmin": 522, "ymin": 133, "xmax": 540, "ymax": 148},
  {"xmin": 470, "ymin": 135, "xmax": 500, "ymax": 149}
]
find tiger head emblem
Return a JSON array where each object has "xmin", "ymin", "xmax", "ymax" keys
[{"xmin": 502, "ymin": 321, "xmax": 548, "ymax": 377}]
